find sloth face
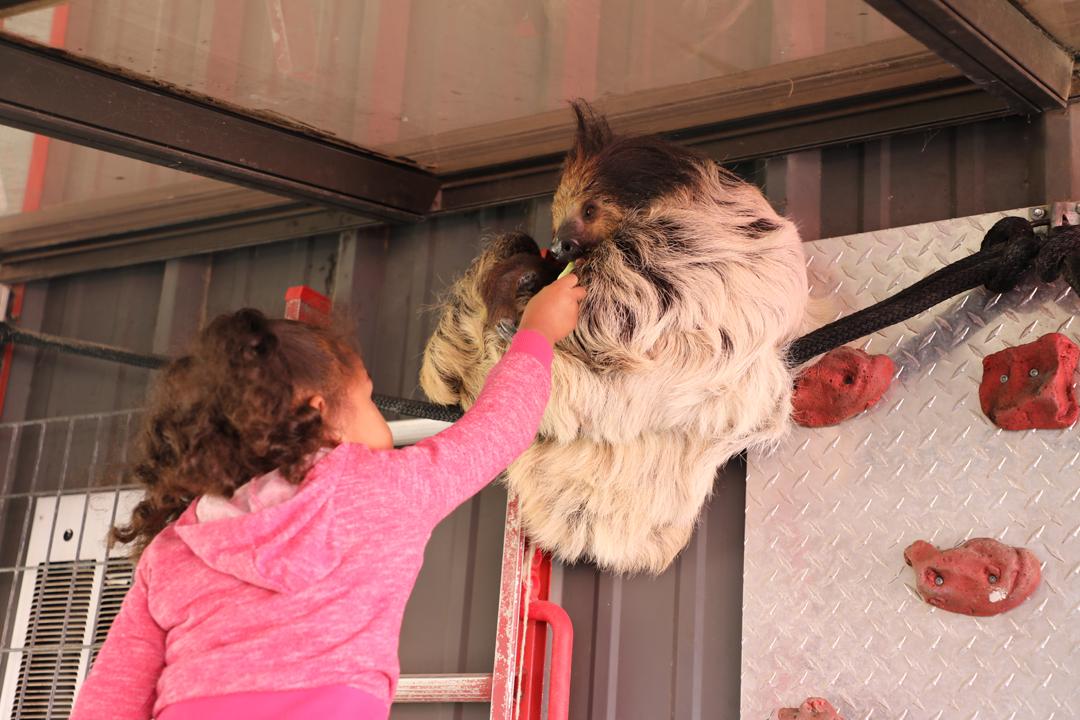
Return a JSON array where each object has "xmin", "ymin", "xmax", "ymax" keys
[
  {"xmin": 550, "ymin": 192, "xmax": 621, "ymax": 266},
  {"xmin": 549, "ymin": 100, "xmax": 703, "ymax": 269},
  {"xmin": 483, "ymin": 100, "xmax": 790, "ymax": 357},
  {"xmin": 477, "ymin": 232, "xmax": 560, "ymax": 333}
]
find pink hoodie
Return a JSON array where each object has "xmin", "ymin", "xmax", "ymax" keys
[{"xmin": 70, "ymin": 331, "xmax": 553, "ymax": 720}]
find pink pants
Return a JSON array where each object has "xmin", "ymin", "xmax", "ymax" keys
[{"xmin": 158, "ymin": 684, "xmax": 388, "ymax": 720}]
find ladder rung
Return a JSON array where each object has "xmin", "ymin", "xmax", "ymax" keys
[{"xmin": 394, "ymin": 673, "xmax": 493, "ymax": 703}]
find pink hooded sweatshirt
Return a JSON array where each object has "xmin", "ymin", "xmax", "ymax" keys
[{"xmin": 70, "ymin": 331, "xmax": 553, "ymax": 720}]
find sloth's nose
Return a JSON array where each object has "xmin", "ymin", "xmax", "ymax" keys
[{"xmin": 550, "ymin": 237, "xmax": 583, "ymax": 264}]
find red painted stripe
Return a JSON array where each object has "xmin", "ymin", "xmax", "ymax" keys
[
  {"xmin": 21, "ymin": 134, "xmax": 52, "ymax": 213},
  {"xmin": 9, "ymin": 285, "xmax": 24, "ymax": 321},
  {"xmin": 48, "ymin": 4, "xmax": 69, "ymax": 46},
  {"xmin": 0, "ymin": 347, "xmax": 14, "ymax": 416},
  {"xmin": 0, "ymin": 286, "xmax": 21, "ymax": 414},
  {"xmin": 0, "ymin": 6, "xmax": 68, "ymax": 417},
  {"xmin": 20, "ymin": 5, "xmax": 68, "ymax": 213}
]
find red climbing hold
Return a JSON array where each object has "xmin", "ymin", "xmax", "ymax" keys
[
  {"xmin": 792, "ymin": 347, "xmax": 894, "ymax": 427},
  {"xmin": 904, "ymin": 538, "xmax": 1041, "ymax": 617},
  {"xmin": 979, "ymin": 332, "xmax": 1079, "ymax": 430},
  {"xmin": 776, "ymin": 697, "xmax": 845, "ymax": 720}
]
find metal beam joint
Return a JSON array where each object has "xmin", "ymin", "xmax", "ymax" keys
[{"xmin": 866, "ymin": 0, "xmax": 1074, "ymax": 113}]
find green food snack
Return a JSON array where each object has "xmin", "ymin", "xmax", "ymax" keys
[{"xmin": 557, "ymin": 261, "xmax": 576, "ymax": 280}]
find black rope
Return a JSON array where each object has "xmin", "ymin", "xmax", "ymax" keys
[
  {"xmin": 372, "ymin": 393, "xmax": 463, "ymax": 423},
  {"xmin": 788, "ymin": 216, "xmax": 1044, "ymax": 366},
  {"xmin": 3, "ymin": 214, "xmax": 1077, "ymax": 422},
  {"xmin": 0, "ymin": 322, "xmax": 463, "ymax": 421},
  {"xmin": 0, "ymin": 323, "xmax": 170, "ymax": 370},
  {"xmin": 1036, "ymin": 222, "xmax": 1080, "ymax": 287}
]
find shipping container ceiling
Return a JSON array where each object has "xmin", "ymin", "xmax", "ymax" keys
[{"xmin": 7, "ymin": 1, "xmax": 1078, "ymax": 278}]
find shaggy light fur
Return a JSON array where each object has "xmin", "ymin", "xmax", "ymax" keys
[{"xmin": 421, "ymin": 112, "xmax": 812, "ymax": 575}]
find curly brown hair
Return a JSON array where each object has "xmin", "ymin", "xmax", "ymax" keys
[{"xmin": 112, "ymin": 308, "xmax": 362, "ymax": 560}]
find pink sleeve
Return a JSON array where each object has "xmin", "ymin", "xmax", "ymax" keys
[
  {"xmin": 71, "ymin": 562, "xmax": 164, "ymax": 720},
  {"xmin": 397, "ymin": 330, "xmax": 552, "ymax": 525}
]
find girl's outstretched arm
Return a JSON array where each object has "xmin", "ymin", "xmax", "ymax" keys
[
  {"xmin": 398, "ymin": 329, "xmax": 552, "ymax": 524},
  {"xmin": 71, "ymin": 562, "xmax": 164, "ymax": 720}
]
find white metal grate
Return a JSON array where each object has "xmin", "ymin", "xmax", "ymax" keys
[
  {"xmin": 0, "ymin": 489, "xmax": 140, "ymax": 720},
  {"xmin": 87, "ymin": 560, "xmax": 133, "ymax": 672},
  {"xmin": 10, "ymin": 562, "xmax": 94, "ymax": 720},
  {"xmin": 0, "ymin": 410, "xmax": 141, "ymax": 720}
]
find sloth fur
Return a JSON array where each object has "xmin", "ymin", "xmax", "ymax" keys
[{"xmin": 420, "ymin": 102, "xmax": 811, "ymax": 575}]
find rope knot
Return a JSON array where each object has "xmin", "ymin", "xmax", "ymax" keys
[
  {"xmin": 1034, "ymin": 220, "xmax": 1080, "ymax": 294},
  {"xmin": 980, "ymin": 216, "xmax": 1039, "ymax": 294}
]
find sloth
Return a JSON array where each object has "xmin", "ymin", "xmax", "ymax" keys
[{"xmin": 420, "ymin": 102, "xmax": 811, "ymax": 574}]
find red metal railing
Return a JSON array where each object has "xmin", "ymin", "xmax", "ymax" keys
[
  {"xmin": 527, "ymin": 598, "xmax": 574, "ymax": 720},
  {"xmin": 519, "ymin": 549, "xmax": 573, "ymax": 720}
]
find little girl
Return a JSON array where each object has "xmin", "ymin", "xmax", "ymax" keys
[{"xmin": 71, "ymin": 273, "xmax": 585, "ymax": 720}]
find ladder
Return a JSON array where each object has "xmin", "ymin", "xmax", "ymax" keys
[{"xmin": 286, "ymin": 286, "xmax": 573, "ymax": 720}]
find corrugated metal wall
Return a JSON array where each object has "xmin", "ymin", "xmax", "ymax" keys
[
  {"xmin": 0, "ymin": 110, "xmax": 1068, "ymax": 719},
  {"xmin": 817, "ymin": 117, "xmax": 1044, "ymax": 238}
]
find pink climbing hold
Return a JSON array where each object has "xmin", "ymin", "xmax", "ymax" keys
[
  {"xmin": 904, "ymin": 538, "xmax": 1041, "ymax": 617},
  {"xmin": 776, "ymin": 697, "xmax": 845, "ymax": 720},
  {"xmin": 792, "ymin": 347, "xmax": 895, "ymax": 427},
  {"xmin": 979, "ymin": 332, "xmax": 1079, "ymax": 430}
]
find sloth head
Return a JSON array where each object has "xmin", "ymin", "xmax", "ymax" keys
[
  {"xmin": 550, "ymin": 100, "xmax": 704, "ymax": 267},
  {"xmin": 462, "ymin": 99, "xmax": 801, "ymax": 377}
]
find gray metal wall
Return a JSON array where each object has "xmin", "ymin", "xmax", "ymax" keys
[{"xmin": 1, "ymin": 109, "xmax": 1073, "ymax": 719}]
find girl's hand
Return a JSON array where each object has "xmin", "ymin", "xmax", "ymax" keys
[{"xmin": 520, "ymin": 274, "xmax": 586, "ymax": 345}]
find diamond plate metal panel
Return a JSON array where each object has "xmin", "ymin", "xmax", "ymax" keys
[{"xmin": 743, "ymin": 207, "xmax": 1080, "ymax": 720}]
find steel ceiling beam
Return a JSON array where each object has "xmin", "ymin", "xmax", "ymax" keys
[
  {"xmin": 0, "ymin": 79, "xmax": 1013, "ymax": 283},
  {"xmin": 865, "ymin": 0, "xmax": 1074, "ymax": 114},
  {"xmin": 0, "ymin": 33, "xmax": 440, "ymax": 222}
]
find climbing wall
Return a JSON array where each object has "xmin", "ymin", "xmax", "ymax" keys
[{"xmin": 743, "ymin": 207, "xmax": 1080, "ymax": 719}]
